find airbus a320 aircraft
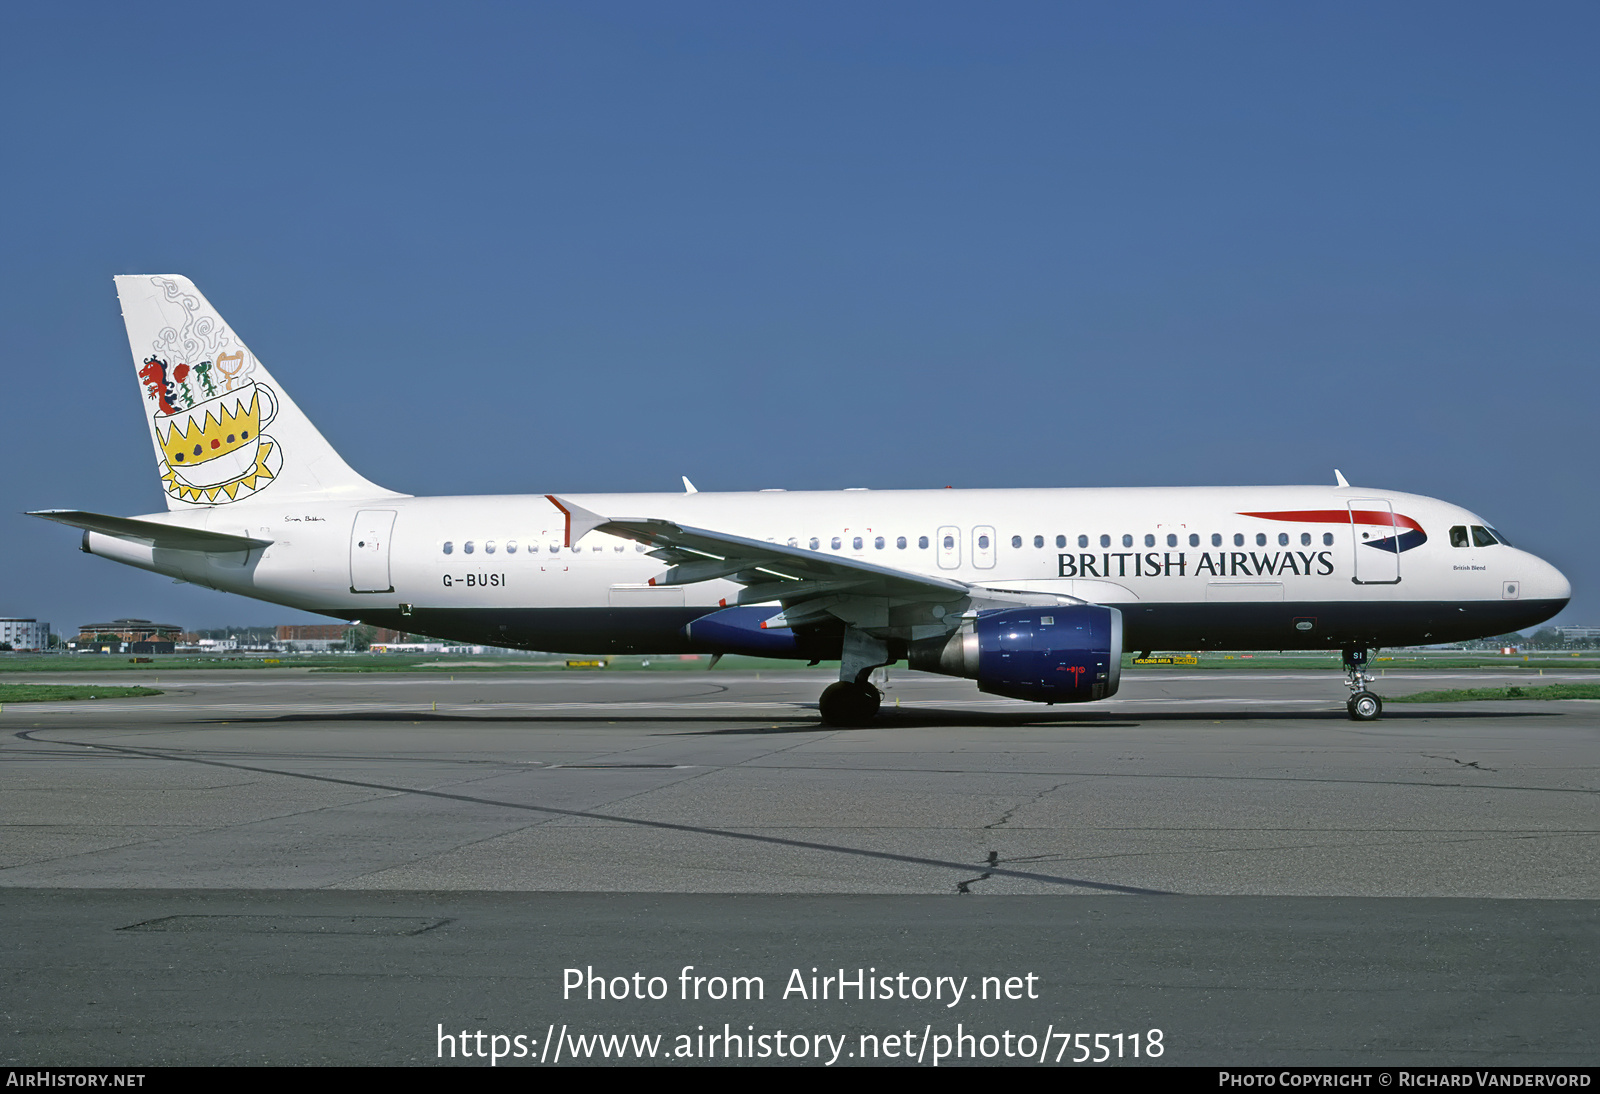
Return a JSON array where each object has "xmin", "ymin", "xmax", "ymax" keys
[{"xmin": 31, "ymin": 276, "xmax": 1571, "ymax": 725}]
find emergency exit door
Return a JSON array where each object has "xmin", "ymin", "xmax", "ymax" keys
[
  {"xmin": 972, "ymin": 525, "xmax": 997, "ymax": 569},
  {"xmin": 350, "ymin": 510, "xmax": 397, "ymax": 593}
]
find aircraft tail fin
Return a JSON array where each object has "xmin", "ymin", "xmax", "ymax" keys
[{"xmin": 114, "ymin": 275, "xmax": 404, "ymax": 510}]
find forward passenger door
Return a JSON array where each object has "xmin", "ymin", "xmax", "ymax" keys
[{"xmin": 1349, "ymin": 499, "xmax": 1400, "ymax": 585}]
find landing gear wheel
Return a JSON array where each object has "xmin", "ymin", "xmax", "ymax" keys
[
  {"xmin": 818, "ymin": 681, "xmax": 882, "ymax": 726},
  {"xmin": 1347, "ymin": 691, "xmax": 1382, "ymax": 721}
]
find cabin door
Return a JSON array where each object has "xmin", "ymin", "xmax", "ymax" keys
[{"xmin": 1348, "ymin": 499, "xmax": 1400, "ymax": 585}]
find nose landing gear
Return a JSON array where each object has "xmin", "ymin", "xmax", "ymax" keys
[{"xmin": 1343, "ymin": 647, "xmax": 1383, "ymax": 721}]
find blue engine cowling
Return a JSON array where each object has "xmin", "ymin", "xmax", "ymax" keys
[
  {"xmin": 683, "ymin": 605, "xmax": 831, "ymax": 659},
  {"xmin": 908, "ymin": 605, "xmax": 1122, "ymax": 703}
]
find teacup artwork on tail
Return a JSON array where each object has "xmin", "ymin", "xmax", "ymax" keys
[{"xmin": 140, "ymin": 353, "xmax": 283, "ymax": 504}]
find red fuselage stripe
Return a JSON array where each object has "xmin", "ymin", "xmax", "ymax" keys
[{"xmin": 1237, "ymin": 509, "xmax": 1423, "ymax": 533}]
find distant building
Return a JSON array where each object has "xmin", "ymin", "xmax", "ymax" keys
[
  {"xmin": 276, "ymin": 623, "xmax": 410, "ymax": 651},
  {"xmin": 72, "ymin": 618, "xmax": 181, "ymax": 653},
  {"xmin": 0, "ymin": 618, "xmax": 50, "ymax": 650},
  {"xmin": 76, "ymin": 619, "xmax": 183, "ymax": 643},
  {"xmin": 276, "ymin": 624, "xmax": 348, "ymax": 641},
  {"xmin": 1556, "ymin": 626, "xmax": 1600, "ymax": 641}
]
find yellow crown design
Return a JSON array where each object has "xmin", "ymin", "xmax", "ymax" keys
[{"xmin": 158, "ymin": 393, "xmax": 262, "ymax": 467}]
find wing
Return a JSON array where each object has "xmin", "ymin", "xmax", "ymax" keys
[{"xmin": 547, "ymin": 495, "xmax": 1071, "ymax": 636}]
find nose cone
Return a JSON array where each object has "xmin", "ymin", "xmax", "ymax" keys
[{"xmin": 1526, "ymin": 552, "xmax": 1571, "ymax": 609}]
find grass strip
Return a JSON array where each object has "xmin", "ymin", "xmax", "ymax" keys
[
  {"xmin": 1393, "ymin": 684, "xmax": 1600, "ymax": 702},
  {"xmin": 0, "ymin": 684, "xmax": 162, "ymax": 703}
]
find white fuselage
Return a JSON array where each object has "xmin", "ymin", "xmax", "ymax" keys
[{"xmin": 84, "ymin": 484, "xmax": 1570, "ymax": 656}]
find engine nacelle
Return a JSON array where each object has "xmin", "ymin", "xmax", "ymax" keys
[{"xmin": 908, "ymin": 605, "xmax": 1122, "ymax": 703}]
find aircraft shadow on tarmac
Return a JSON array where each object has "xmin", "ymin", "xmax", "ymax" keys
[{"xmin": 195, "ymin": 706, "xmax": 1563, "ymax": 732}]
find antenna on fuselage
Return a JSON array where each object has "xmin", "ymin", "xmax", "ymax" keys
[{"xmin": 1334, "ymin": 469, "xmax": 1350, "ymax": 488}]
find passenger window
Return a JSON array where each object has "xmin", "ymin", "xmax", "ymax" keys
[
  {"xmin": 1144, "ymin": 534, "xmax": 1155, "ymax": 548},
  {"xmin": 832, "ymin": 537, "xmax": 842, "ymax": 550},
  {"xmin": 1189, "ymin": 534, "xmax": 1200, "ymax": 547},
  {"xmin": 1211, "ymin": 534, "xmax": 1222, "ymax": 547},
  {"xmin": 615, "ymin": 544, "xmax": 624, "ymax": 552},
  {"xmin": 1255, "ymin": 533, "xmax": 1266, "ymax": 547},
  {"xmin": 550, "ymin": 545, "xmax": 560, "ymax": 554},
  {"xmin": 464, "ymin": 541, "xmax": 475, "ymax": 554},
  {"xmin": 1100, "ymin": 535, "xmax": 1111, "ymax": 548},
  {"xmin": 1450, "ymin": 526, "xmax": 1469, "ymax": 548},
  {"xmin": 978, "ymin": 535, "xmax": 990, "ymax": 549},
  {"xmin": 530, "ymin": 543, "xmax": 540, "ymax": 553},
  {"xmin": 1011, "ymin": 535, "xmax": 1022, "ymax": 549},
  {"xmin": 1121, "ymin": 534, "xmax": 1133, "ymax": 548},
  {"xmin": 853, "ymin": 536, "xmax": 863, "ymax": 550},
  {"xmin": 897, "ymin": 536, "xmax": 907, "ymax": 549},
  {"xmin": 1167, "ymin": 534, "xmax": 1178, "ymax": 547},
  {"xmin": 1301, "ymin": 533, "xmax": 1311, "ymax": 546},
  {"xmin": 1056, "ymin": 535, "xmax": 1066, "ymax": 548},
  {"xmin": 809, "ymin": 537, "xmax": 820, "ymax": 550},
  {"xmin": 942, "ymin": 535, "xmax": 955, "ymax": 549},
  {"xmin": 1275, "ymin": 533, "xmax": 1286, "ymax": 546},
  {"xmin": 1033, "ymin": 535, "xmax": 1044, "ymax": 548},
  {"xmin": 1233, "ymin": 534, "xmax": 1244, "ymax": 547},
  {"xmin": 1471, "ymin": 526, "xmax": 1498, "ymax": 547},
  {"xmin": 506, "ymin": 540, "xmax": 517, "ymax": 554},
  {"xmin": 485, "ymin": 540, "xmax": 496, "ymax": 554},
  {"xmin": 1079, "ymin": 535, "xmax": 1089, "ymax": 548},
  {"xmin": 874, "ymin": 536, "xmax": 885, "ymax": 549},
  {"xmin": 1323, "ymin": 532, "xmax": 1334, "ymax": 546},
  {"xmin": 443, "ymin": 541, "xmax": 453, "ymax": 555},
  {"xmin": 788, "ymin": 537, "xmax": 798, "ymax": 547},
  {"xmin": 919, "ymin": 536, "xmax": 930, "ymax": 549}
]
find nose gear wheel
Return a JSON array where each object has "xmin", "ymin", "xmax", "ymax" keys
[{"xmin": 1347, "ymin": 691, "xmax": 1383, "ymax": 721}]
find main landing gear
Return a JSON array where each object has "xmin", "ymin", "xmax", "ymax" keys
[
  {"xmin": 818, "ymin": 680, "xmax": 881, "ymax": 726},
  {"xmin": 1343, "ymin": 647, "xmax": 1383, "ymax": 721},
  {"xmin": 818, "ymin": 627, "xmax": 890, "ymax": 727}
]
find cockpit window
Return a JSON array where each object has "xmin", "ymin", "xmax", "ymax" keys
[
  {"xmin": 1487, "ymin": 526, "xmax": 1512, "ymax": 547},
  {"xmin": 1450, "ymin": 526, "xmax": 1469, "ymax": 548},
  {"xmin": 1471, "ymin": 525, "xmax": 1498, "ymax": 548}
]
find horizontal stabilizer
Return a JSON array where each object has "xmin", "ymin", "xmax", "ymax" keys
[{"xmin": 27, "ymin": 510, "xmax": 272, "ymax": 552}]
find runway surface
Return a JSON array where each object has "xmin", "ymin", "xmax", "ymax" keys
[{"xmin": 3, "ymin": 667, "xmax": 1597, "ymax": 1065}]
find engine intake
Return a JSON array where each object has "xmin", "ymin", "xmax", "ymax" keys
[{"xmin": 908, "ymin": 605, "xmax": 1122, "ymax": 703}]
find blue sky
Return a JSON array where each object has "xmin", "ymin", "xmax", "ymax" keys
[{"xmin": 2, "ymin": 2, "xmax": 1595, "ymax": 634}]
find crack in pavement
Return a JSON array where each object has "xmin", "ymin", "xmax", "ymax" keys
[
  {"xmin": 956, "ymin": 851, "xmax": 1000, "ymax": 894},
  {"xmin": 1421, "ymin": 753, "xmax": 1498, "ymax": 772},
  {"xmin": 985, "ymin": 779, "xmax": 1075, "ymax": 830}
]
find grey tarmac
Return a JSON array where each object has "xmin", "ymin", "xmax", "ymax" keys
[{"xmin": 2, "ymin": 667, "xmax": 1597, "ymax": 1065}]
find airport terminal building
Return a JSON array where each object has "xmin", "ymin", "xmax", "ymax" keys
[{"xmin": 72, "ymin": 618, "xmax": 183, "ymax": 653}]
